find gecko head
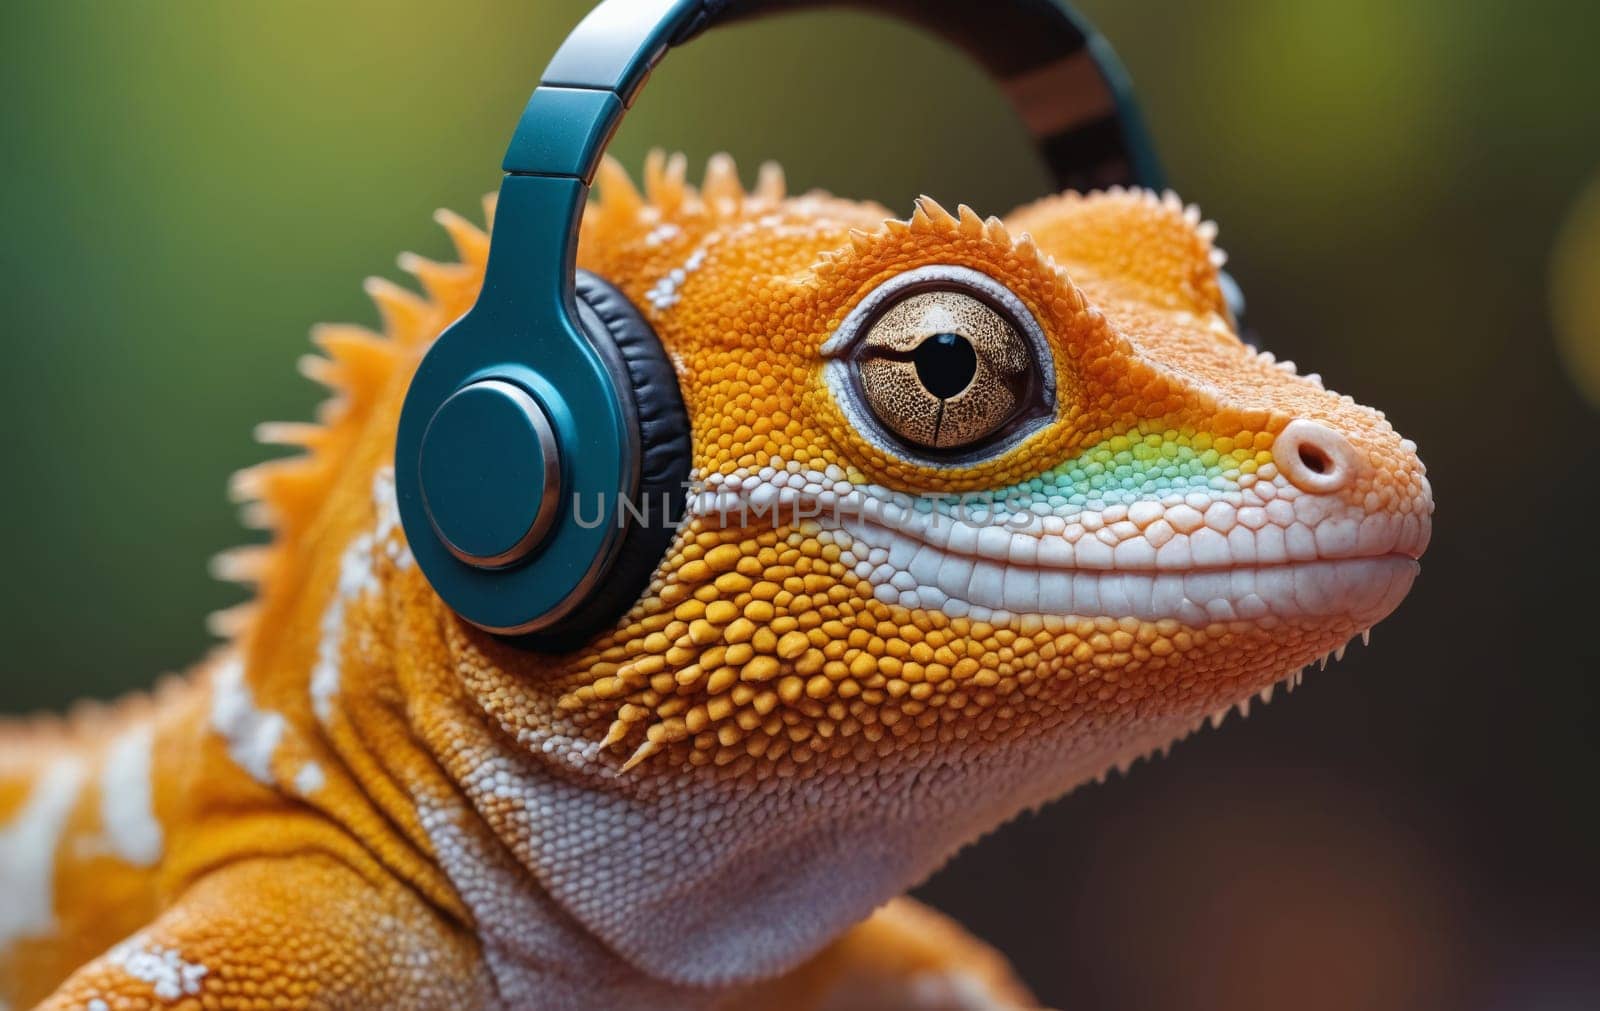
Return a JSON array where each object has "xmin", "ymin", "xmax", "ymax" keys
[
  {"xmin": 545, "ymin": 155, "xmax": 1432, "ymax": 791},
  {"xmin": 433, "ymin": 155, "xmax": 1434, "ymax": 985}
]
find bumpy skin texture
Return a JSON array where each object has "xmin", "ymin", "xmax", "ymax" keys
[{"xmin": 0, "ymin": 152, "xmax": 1432, "ymax": 1010}]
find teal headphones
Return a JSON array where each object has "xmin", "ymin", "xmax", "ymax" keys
[{"xmin": 395, "ymin": 0, "xmax": 1228, "ymax": 645}]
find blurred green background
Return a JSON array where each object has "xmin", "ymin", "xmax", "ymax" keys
[{"xmin": 3, "ymin": 1, "xmax": 1597, "ymax": 1007}]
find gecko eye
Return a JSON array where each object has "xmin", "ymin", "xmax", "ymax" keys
[
  {"xmin": 823, "ymin": 265, "xmax": 1054, "ymax": 462},
  {"xmin": 856, "ymin": 292, "xmax": 1031, "ymax": 449}
]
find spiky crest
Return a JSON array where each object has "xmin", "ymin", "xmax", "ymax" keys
[
  {"xmin": 215, "ymin": 214, "xmax": 491, "ymax": 640},
  {"xmin": 588, "ymin": 151, "xmax": 790, "ymax": 238}
]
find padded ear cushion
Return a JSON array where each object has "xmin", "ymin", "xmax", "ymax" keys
[{"xmin": 523, "ymin": 270, "xmax": 692, "ymax": 650}]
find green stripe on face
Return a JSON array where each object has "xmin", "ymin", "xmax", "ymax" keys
[{"xmin": 908, "ymin": 428, "xmax": 1270, "ymax": 516}]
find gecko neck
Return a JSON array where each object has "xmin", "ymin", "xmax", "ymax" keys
[{"xmin": 413, "ymin": 615, "xmax": 1149, "ymax": 1001}]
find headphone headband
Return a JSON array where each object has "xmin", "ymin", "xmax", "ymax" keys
[
  {"xmin": 507, "ymin": 0, "xmax": 1163, "ymax": 190},
  {"xmin": 396, "ymin": 0, "xmax": 1168, "ymax": 636}
]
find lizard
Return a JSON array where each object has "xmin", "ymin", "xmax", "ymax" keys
[{"xmin": 0, "ymin": 150, "xmax": 1433, "ymax": 1010}]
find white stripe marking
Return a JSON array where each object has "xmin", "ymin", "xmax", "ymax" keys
[
  {"xmin": 99, "ymin": 723, "xmax": 163, "ymax": 867},
  {"xmin": 310, "ymin": 532, "xmax": 376, "ymax": 724},
  {"xmin": 0, "ymin": 756, "xmax": 86, "ymax": 947},
  {"xmin": 294, "ymin": 761, "xmax": 325, "ymax": 796},
  {"xmin": 208, "ymin": 656, "xmax": 284, "ymax": 786},
  {"xmin": 107, "ymin": 934, "xmax": 208, "ymax": 1000}
]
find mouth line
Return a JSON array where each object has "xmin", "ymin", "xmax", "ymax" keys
[
  {"xmin": 910, "ymin": 549, "xmax": 1422, "ymax": 576},
  {"xmin": 828, "ymin": 501, "xmax": 1426, "ymax": 579},
  {"xmin": 840, "ymin": 529, "xmax": 1420, "ymax": 625}
]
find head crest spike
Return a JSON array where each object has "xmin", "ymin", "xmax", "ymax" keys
[
  {"xmin": 645, "ymin": 151, "xmax": 693, "ymax": 214},
  {"xmin": 754, "ymin": 161, "xmax": 787, "ymax": 203},
  {"xmin": 911, "ymin": 195, "xmax": 957, "ymax": 232},
  {"xmin": 398, "ymin": 252, "xmax": 475, "ymax": 315},
  {"xmin": 362, "ymin": 277, "xmax": 431, "ymax": 345},
  {"xmin": 206, "ymin": 601, "xmax": 259, "ymax": 640},
  {"xmin": 643, "ymin": 148, "xmax": 668, "ymax": 198},
  {"xmin": 209, "ymin": 546, "xmax": 272, "ymax": 586},
  {"xmin": 957, "ymin": 203, "xmax": 985, "ymax": 238},
  {"xmin": 433, "ymin": 208, "xmax": 489, "ymax": 270},
  {"xmin": 310, "ymin": 324, "xmax": 401, "ymax": 398},
  {"xmin": 701, "ymin": 152, "xmax": 744, "ymax": 210},
  {"xmin": 253, "ymin": 421, "xmax": 323, "ymax": 448},
  {"xmin": 595, "ymin": 155, "xmax": 645, "ymax": 222}
]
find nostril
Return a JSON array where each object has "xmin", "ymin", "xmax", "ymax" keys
[
  {"xmin": 1274, "ymin": 419, "xmax": 1357, "ymax": 494},
  {"xmin": 1298, "ymin": 442, "xmax": 1332, "ymax": 475}
]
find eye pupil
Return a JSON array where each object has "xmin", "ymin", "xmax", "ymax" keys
[{"xmin": 913, "ymin": 332, "xmax": 978, "ymax": 399}]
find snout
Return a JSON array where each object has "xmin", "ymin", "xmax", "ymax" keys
[{"xmin": 1268, "ymin": 416, "xmax": 1432, "ymax": 563}]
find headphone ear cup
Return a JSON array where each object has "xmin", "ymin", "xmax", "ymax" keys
[{"xmin": 523, "ymin": 271, "xmax": 692, "ymax": 648}]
